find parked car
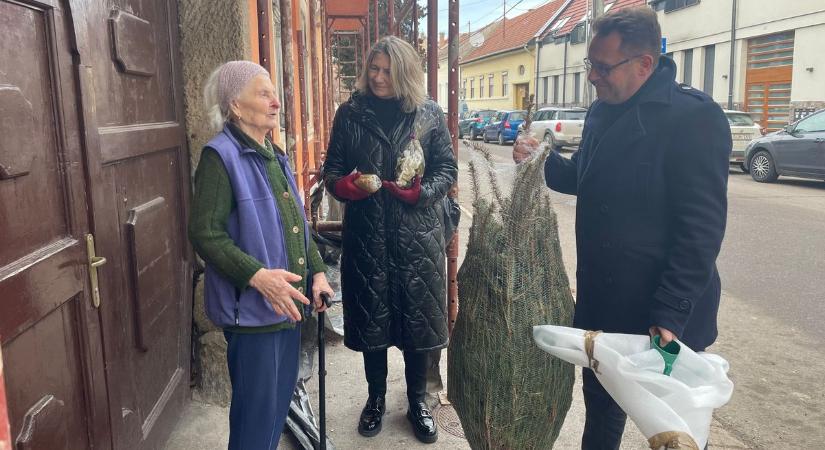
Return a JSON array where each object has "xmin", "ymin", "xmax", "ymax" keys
[
  {"xmin": 743, "ymin": 108, "xmax": 825, "ymax": 183},
  {"xmin": 482, "ymin": 110, "xmax": 527, "ymax": 145},
  {"xmin": 725, "ymin": 110, "xmax": 765, "ymax": 172},
  {"xmin": 458, "ymin": 109, "xmax": 497, "ymax": 140},
  {"xmin": 518, "ymin": 107, "xmax": 587, "ymax": 150}
]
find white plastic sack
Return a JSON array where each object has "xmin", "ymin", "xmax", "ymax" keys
[{"xmin": 532, "ymin": 325, "xmax": 733, "ymax": 450}]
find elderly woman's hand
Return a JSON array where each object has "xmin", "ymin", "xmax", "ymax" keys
[
  {"xmin": 249, "ymin": 268, "xmax": 310, "ymax": 321},
  {"xmin": 311, "ymin": 272, "xmax": 334, "ymax": 313}
]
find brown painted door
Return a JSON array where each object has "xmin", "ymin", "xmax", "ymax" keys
[
  {"xmin": 0, "ymin": 1, "xmax": 111, "ymax": 449},
  {"xmin": 2, "ymin": 0, "xmax": 191, "ymax": 449},
  {"xmin": 745, "ymin": 31, "xmax": 794, "ymax": 132},
  {"xmin": 71, "ymin": 1, "xmax": 193, "ymax": 448}
]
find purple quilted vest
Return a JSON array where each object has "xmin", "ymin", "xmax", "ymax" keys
[{"xmin": 203, "ymin": 125, "xmax": 309, "ymax": 327}]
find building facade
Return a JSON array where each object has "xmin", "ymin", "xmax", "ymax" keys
[
  {"xmin": 535, "ymin": 0, "xmax": 645, "ymax": 109},
  {"xmin": 651, "ymin": 0, "xmax": 825, "ymax": 130},
  {"xmin": 535, "ymin": 0, "xmax": 825, "ymax": 130},
  {"xmin": 460, "ymin": 0, "xmax": 568, "ymax": 111}
]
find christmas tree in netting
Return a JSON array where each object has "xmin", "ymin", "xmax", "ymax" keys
[{"xmin": 448, "ymin": 104, "xmax": 575, "ymax": 449}]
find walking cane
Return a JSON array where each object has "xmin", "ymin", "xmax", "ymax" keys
[{"xmin": 318, "ymin": 292, "xmax": 332, "ymax": 450}]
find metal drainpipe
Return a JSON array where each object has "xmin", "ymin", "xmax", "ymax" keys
[
  {"xmin": 562, "ymin": 37, "xmax": 568, "ymax": 108},
  {"xmin": 447, "ymin": 0, "xmax": 459, "ymax": 335},
  {"xmin": 279, "ymin": 0, "xmax": 296, "ymax": 157},
  {"xmin": 727, "ymin": 0, "xmax": 737, "ymax": 110}
]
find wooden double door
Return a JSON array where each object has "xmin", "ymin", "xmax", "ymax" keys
[{"xmin": 0, "ymin": 0, "xmax": 191, "ymax": 448}]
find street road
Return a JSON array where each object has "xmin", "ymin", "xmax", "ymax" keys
[{"xmin": 456, "ymin": 139, "xmax": 825, "ymax": 449}]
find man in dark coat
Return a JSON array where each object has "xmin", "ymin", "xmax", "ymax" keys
[
  {"xmin": 515, "ymin": 7, "xmax": 730, "ymax": 449},
  {"xmin": 323, "ymin": 36, "xmax": 457, "ymax": 444}
]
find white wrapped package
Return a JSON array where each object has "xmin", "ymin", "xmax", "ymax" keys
[{"xmin": 532, "ymin": 325, "xmax": 733, "ymax": 450}]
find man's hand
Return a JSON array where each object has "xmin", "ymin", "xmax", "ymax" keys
[
  {"xmin": 382, "ymin": 176, "xmax": 421, "ymax": 205},
  {"xmin": 311, "ymin": 272, "xmax": 334, "ymax": 313},
  {"xmin": 249, "ymin": 268, "xmax": 310, "ymax": 321},
  {"xmin": 334, "ymin": 172, "xmax": 372, "ymax": 201},
  {"xmin": 649, "ymin": 326, "xmax": 677, "ymax": 346},
  {"xmin": 513, "ymin": 134, "xmax": 540, "ymax": 163}
]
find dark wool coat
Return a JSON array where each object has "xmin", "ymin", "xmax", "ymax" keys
[
  {"xmin": 545, "ymin": 56, "xmax": 731, "ymax": 351},
  {"xmin": 323, "ymin": 91, "xmax": 458, "ymax": 352}
]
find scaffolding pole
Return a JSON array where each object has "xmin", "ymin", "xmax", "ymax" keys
[
  {"xmin": 427, "ymin": 0, "xmax": 437, "ymax": 98},
  {"xmin": 447, "ymin": 0, "xmax": 459, "ymax": 333},
  {"xmin": 279, "ymin": 0, "xmax": 296, "ymax": 155}
]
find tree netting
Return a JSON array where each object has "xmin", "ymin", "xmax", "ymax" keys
[{"xmin": 448, "ymin": 137, "xmax": 575, "ymax": 449}]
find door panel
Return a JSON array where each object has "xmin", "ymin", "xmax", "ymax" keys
[
  {"xmin": 0, "ymin": 1, "xmax": 107, "ymax": 449},
  {"xmin": 75, "ymin": 1, "xmax": 192, "ymax": 448}
]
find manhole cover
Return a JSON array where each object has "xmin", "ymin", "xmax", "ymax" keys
[{"xmin": 433, "ymin": 404, "xmax": 465, "ymax": 439}]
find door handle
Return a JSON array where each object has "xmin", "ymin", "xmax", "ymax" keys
[{"xmin": 85, "ymin": 234, "xmax": 107, "ymax": 308}]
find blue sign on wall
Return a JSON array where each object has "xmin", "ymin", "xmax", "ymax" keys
[{"xmin": 661, "ymin": 37, "xmax": 667, "ymax": 54}]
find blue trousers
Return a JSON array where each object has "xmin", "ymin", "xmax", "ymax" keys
[
  {"xmin": 225, "ymin": 328, "xmax": 301, "ymax": 450},
  {"xmin": 581, "ymin": 368, "xmax": 627, "ymax": 450}
]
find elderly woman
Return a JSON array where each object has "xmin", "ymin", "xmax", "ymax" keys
[
  {"xmin": 323, "ymin": 36, "xmax": 457, "ymax": 444},
  {"xmin": 189, "ymin": 60, "xmax": 333, "ymax": 449}
]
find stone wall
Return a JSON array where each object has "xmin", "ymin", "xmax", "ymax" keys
[
  {"xmin": 179, "ymin": 0, "xmax": 252, "ymax": 171},
  {"xmin": 178, "ymin": 0, "xmax": 253, "ymax": 406}
]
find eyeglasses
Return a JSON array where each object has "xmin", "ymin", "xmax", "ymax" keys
[{"xmin": 583, "ymin": 55, "xmax": 644, "ymax": 77}]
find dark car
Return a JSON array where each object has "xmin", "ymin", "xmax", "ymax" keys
[
  {"xmin": 458, "ymin": 109, "xmax": 497, "ymax": 140},
  {"xmin": 482, "ymin": 110, "xmax": 526, "ymax": 145},
  {"xmin": 744, "ymin": 108, "xmax": 825, "ymax": 183}
]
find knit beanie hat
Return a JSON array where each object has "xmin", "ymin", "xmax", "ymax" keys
[{"xmin": 218, "ymin": 61, "xmax": 270, "ymax": 114}]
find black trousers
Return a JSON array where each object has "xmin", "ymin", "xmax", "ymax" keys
[
  {"xmin": 363, "ymin": 349, "xmax": 427, "ymax": 404},
  {"xmin": 581, "ymin": 368, "xmax": 627, "ymax": 450}
]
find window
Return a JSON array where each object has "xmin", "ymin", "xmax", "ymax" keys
[
  {"xmin": 683, "ymin": 48, "xmax": 693, "ymax": 85},
  {"xmin": 703, "ymin": 45, "xmax": 715, "ymax": 97},
  {"xmin": 462, "ymin": 79, "xmax": 467, "ymax": 98},
  {"xmin": 664, "ymin": 0, "xmax": 699, "ymax": 13},
  {"xmin": 795, "ymin": 111, "xmax": 825, "ymax": 133},
  {"xmin": 479, "ymin": 76, "xmax": 484, "ymax": 98},
  {"xmin": 542, "ymin": 77, "xmax": 549, "ymax": 104},
  {"xmin": 725, "ymin": 112, "xmax": 755, "ymax": 126},
  {"xmin": 553, "ymin": 75, "xmax": 559, "ymax": 104},
  {"xmin": 470, "ymin": 79, "xmax": 475, "ymax": 99},
  {"xmin": 574, "ymin": 72, "xmax": 581, "ymax": 103},
  {"xmin": 570, "ymin": 23, "xmax": 586, "ymax": 45},
  {"xmin": 559, "ymin": 110, "xmax": 586, "ymax": 120},
  {"xmin": 748, "ymin": 31, "xmax": 794, "ymax": 69},
  {"xmin": 488, "ymin": 74, "xmax": 494, "ymax": 97},
  {"xmin": 502, "ymin": 71, "xmax": 509, "ymax": 96}
]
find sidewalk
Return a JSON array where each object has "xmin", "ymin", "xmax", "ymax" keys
[{"xmin": 166, "ymin": 339, "xmax": 746, "ymax": 449}]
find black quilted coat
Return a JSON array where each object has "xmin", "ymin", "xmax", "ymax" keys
[{"xmin": 323, "ymin": 91, "xmax": 457, "ymax": 352}]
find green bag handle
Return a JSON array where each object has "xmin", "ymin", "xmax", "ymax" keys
[{"xmin": 652, "ymin": 335, "xmax": 680, "ymax": 376}]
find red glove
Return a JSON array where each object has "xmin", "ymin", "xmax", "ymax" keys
[
  {"xmin": 334, "ymin": 172, "xmax": 371, "ymax": 201},
  {"xmin": 382, "ymin": 176, "xmax": 421, "ymax": 205}
]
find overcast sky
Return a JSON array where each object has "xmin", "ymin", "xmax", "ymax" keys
[{"xmin": 427, "ymin": 0, "xmax": 553, "ymax": 37}]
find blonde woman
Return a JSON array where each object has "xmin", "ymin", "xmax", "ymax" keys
[
  {"xmin": 323, "ymin": 36, "xmax": 457, "ymax": 444},
  {"xmin": 189, "ymin": 60, "xmax": 333, "ymax": 449}
]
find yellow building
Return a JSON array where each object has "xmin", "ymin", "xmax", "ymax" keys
[{"xmin": 460, "ymin": 0, "xmax": 569, "ymax": 111}]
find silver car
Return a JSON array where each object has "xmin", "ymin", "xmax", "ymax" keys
[
  {"xmin": 725, "ymin": 110, "xmax": 764, "ymax": 172},
  {"xmin": 743, "ymin": 108, "xmax": 825, "ymax": 183},
  {"xmin": 519, "ymin": 107, "xmax": 586, "ymax": 150}
]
